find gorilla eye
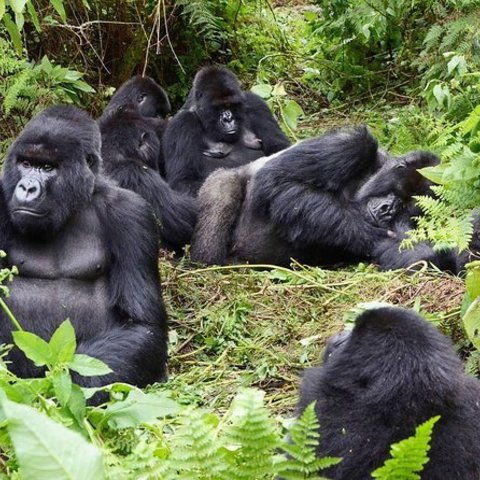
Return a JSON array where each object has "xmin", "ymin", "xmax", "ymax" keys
[
  {"xmin": 138, "ymin": 93, "xmax": 147, "ymax": 103},
  {"xmin": 21, "ymin": 160, "xmax": 31, "ymax": 168},
  {"xmin": 43, "ymin": 164, "xmax": 55, "ymax": 172}
]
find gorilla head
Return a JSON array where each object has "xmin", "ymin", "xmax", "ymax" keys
[
  {"xmin": 297, "ymin": 306, "xmax": 480, "ymax": 479},
  {"xmin": 106, "ymin": 75, "xmax": 171, "ymax": 119},
  {"xmin": 191, "ymin": 66, "xmax": 246, "ymax": 142},
  {"xmin": 3, "ymin": 106, "xmax": 101, "ymax": 236},
  {"xmin": 99, "ymin": 107, "xmax": 161, "ymax": 171}
]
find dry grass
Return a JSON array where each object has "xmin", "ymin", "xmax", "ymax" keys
[{"xmin": 157, "ymin": 253, "xmax": 465, "ymax": 416}]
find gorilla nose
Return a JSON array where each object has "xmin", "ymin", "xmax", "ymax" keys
[{"xmin": 14, "ymin": 178, "xmax": 42, "ymax": 203}]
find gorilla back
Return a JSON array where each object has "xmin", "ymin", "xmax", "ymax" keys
[
  {"xmin": 0, "ymin": 106, "xmax": 168, "ymax": 390},
  {"xmin": 297, "ymin": 307, "xmax": 480, "ymax": 479}
]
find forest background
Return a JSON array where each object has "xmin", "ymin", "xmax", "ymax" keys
[{"xmin": 0, "ymin": 0, "xmax": 479, "ymax": 478}]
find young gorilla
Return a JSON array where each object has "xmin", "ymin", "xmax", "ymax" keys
[
  {"xmin": 101, "ymin": 75, "xmax": 171, "ymax": 175},
  {"xmin": 0, "ymin": 106, "xmax": 168, "ymax": 391},
  {"xmin": 297, "ymin": 307, "xmax": 480, "ymax": 479},
  {"xmin": 99, "ymin": 107, "xmax": 198, "ymax": 252},
  {"xmin": 191, "ymin": 127, "xmax": 457, "ymax": 271},
  {"xmin": 163, "ymin": 65, "xmax": 290, "ymax": 195}
]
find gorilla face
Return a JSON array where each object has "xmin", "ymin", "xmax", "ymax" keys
[
  {"xmin": 192, "ymin": 66, "xmax": 246, "ymax": 142},
  {"xmin": 3, "ymin": 107, "xmax": 99, "ymax": 236},
  {"xmin": 366, "ymin": 193, "xmax": 402, "ymax": 228}
]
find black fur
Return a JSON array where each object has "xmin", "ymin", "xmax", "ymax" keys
[
  {"xmin": 0, "ymin": 105, "xmax": 168, "ymax": 392},
  {"xmin": 192, "ymin": 127, "xmax": 456, "ymax": 271},
  {"xmin": 101, "ymin": 76, "xmax": 170, "ymax": 175},
  {"xmin": 99, "ymin": 107, "xmax": 198, "ymax": 252},
  {"xmin": 163, "ymin": 65, "xmax": 290, "ymax": 195},
  {"xmin": 103, "ymin": 75, "xmax": 171, "ymax": 119},
  {"xmin": 297, "ymin": 307, "xmax": 480, "ymax": 479}
]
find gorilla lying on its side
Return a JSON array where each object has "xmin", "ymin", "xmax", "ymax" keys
[
  {"xmin": 163, "ymin": 65, "xmax": 290, "ymax": 195},
  {"xmin": 99, "ymin": 107, "xmax": 198, "ymax": 252},
  {"xmin": 297, "ymin": 307, "xmax": 480, "ymax": 479},
  {"xmin": 0, "ymin": 106, "xmax": 168, "ymax": 390},
  {"xmin": 191, "ymin": 127, "xmax": 456, "ymax": 270},
  {"xmin": 101, "ymin": 75, "xmax": 171, "ymax": 175}
]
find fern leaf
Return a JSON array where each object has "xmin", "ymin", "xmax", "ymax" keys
[{"xmin": 371, "ymin": 416, "xmax": 440, "ymax": 480}]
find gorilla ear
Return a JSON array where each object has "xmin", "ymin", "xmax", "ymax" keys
[{"xmin": 86, "ymin": 153, "xmax": 101, "ymax": 173}]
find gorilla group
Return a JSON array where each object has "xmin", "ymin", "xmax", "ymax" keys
[
  {"xmin": 0, "ymin": 106, "xmax": 168, "ymax": 393},
  {"xmin": 191, "ymin": 126, "xmax": 457, "ymax": 272},
  {"xmin": 297, "ymin": 306, "xmax": 480, "ymax": 479}
]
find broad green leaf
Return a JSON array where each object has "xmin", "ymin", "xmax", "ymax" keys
[
  {"xmin": 10, "ymin": 0, "xmax": 27, "ymax": 14},
  {"xmin": 102, "ymin": 390, "xmax": 180, "ymax": 429},
  {"xmin": 0, "ymin": 0, "xmax": 5, "ymax": 20},
  {"xmin": 49, "ymin": 320, "xmax": 76, "ymax": 364},
  {"xmin": 27, "ymin": 2, "xmax": 41, "ymax": 32},
  {"xmin": 13, "ymin": 331, "xmax": 51, "ymax": 367},
  {"xmin": 3, "ymin": 13, "xmax": 23, "ymax": 54},
  {"xmin": 283, "ymin": 99, "xmax": 304, "ymax": 131},
  {"xmin": 50, "ymin": 0, "xmax": 66, "ymax": 21},
  {"xmin": 14, "ymin": 10, "xmax": 24, "ymax": 30},
  {"xmin": 463, "ymin": 297, "xmax": 480, "ymax": 350},
  {"xmin": 67, "ymin": 384, "xmax": 86, "ymax": 426},
  {"xmin": 69, "ymin": 354, "xmax": 112, "ymax": 376},
  {"xmin": 418, "ymin": 165, "xmax": 446, "ymax": 185},
  {"xmin": 2, "ymin": 399, "xmax": 104, "ymax": 479},
  {"xmin": 51, "ymin": 369, "xmax": 72, "ymax": 406},
  {"xmin": 466, "ymin": 262, "xmax": 480, "ymax": 301},
  {"xmin": 251, "ymin": 83, "xmax": 273, "ymax": 99}
]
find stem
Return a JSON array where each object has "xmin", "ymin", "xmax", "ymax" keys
[{"xmin": 0, "ymin": 297, "xmax": 23, "ymax": 331}]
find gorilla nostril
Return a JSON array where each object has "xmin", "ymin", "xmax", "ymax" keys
[{"xmin": 15, "ymin": 179, "xmax": 42, "ymax": 202}]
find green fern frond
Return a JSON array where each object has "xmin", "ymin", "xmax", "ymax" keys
[
  {"xmin": 277, "ymin": 402, "xmax": 341, "ymax": 480},
  {"xmin": 222, "ymin": 388, "xmax": 278, "ymax": 480},
  {"xmin": 371, "ymin": 416, "xmax": 440, "ymax": 480}
]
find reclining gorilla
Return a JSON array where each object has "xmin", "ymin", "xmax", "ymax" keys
[
  {"xmin": 296, "ymin": 307, "xmax": 480, "ymax": 479},
  {"xmin": 101, "ymin": 75, "xmax": 171, "ymax": 175},
  {"xmin": 191, "ymin": 127, "xmax": 457, "ymax": 271},
  {"xmin": 163, "ymin": 65, "xmax": 291, "ymax": 195},
  {"xmin": 99, "ymin": 106, "xmax": 198, "ymax": 252},
  {"xmin": 0, "ymin": 106, "xmax": 168, "ymax": 390}
]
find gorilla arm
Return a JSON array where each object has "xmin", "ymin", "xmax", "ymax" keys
[
  {"xmin": 244, "ymin": 92, "xmax": 290, "ymax": 155},
  {"xmin": 0, "ymin": 179, "xmax": 10, "ymax": 266},
  {"xmin": 106, "ymin": 162, "xmax": 198, "ymax": 251},
  {"xmin": 250, "ymin": 129, "xmax": 390, "ymax": 256},
  {"xmin": 163, "ymin": 110, "xmax": 207, "ymax": 195},
  {"xmin": 82, "ymin": 182, "xmax": 168, "ymax": 386}
]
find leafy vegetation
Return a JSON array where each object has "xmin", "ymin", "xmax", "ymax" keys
[{"xmin": 1, "ymin": 0, "xmax": 480, "ymax": 477}]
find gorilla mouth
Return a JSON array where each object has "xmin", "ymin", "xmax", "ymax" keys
[{"xmin": 12, "ymin": 208, "xmax": 48, "ymax": 218}]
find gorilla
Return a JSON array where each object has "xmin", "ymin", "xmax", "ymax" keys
[
  {"xmin": 101, "ymin": 75, "xmax": 171, "ymax": 175},
  {"xmin": 0, "ymin": 106, "xmax": 168, "ymax": 390},
  {"xmin": 103, "ymin": 75, "xmax": 171, "ymax": 119},
  {"xmin": 191, "ymin": 126, "xmax": 456, "ymax": 270},
  {"xmin": 296, "ymin": 306, "xmax": 480, "ymax": 479},
  {"xmin": 99, "ymin": 106, "xmax": 198, "ymax": 252},
  {"xmin": 163, "ymin": 65, "xmax": 290, "ymax": 195}
]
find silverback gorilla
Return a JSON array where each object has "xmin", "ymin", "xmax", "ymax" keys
[
  {"xmin": 0, "ymin": 106, "xmax": 168, "ymax": 390},
  {"xmin": 163, "ymin": 65, "xmax": 290, "ymax": 195},
  {"xmin": 297, "ymin": 307, "xmax": 480, "ymax": 479},
  {"xmin": 191, "ymin": 127, "xmax": 457, "ymax": 271},
  {"xmin": 99, "ymin": 106, "xmax": 198, "ymax": 252}
]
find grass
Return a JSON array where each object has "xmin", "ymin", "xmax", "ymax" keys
[{"xmin": 160, "ymin": 252, "xmax": 465, "ymax": 416}]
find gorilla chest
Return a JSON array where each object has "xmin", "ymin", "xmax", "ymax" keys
[
  {"xmin": 202, "ymin": 130, "xmax": 265, "ymax": 172},
  {"xmin": 8, "ymin": 207, "xmax": 108, "ymax": 280}
]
